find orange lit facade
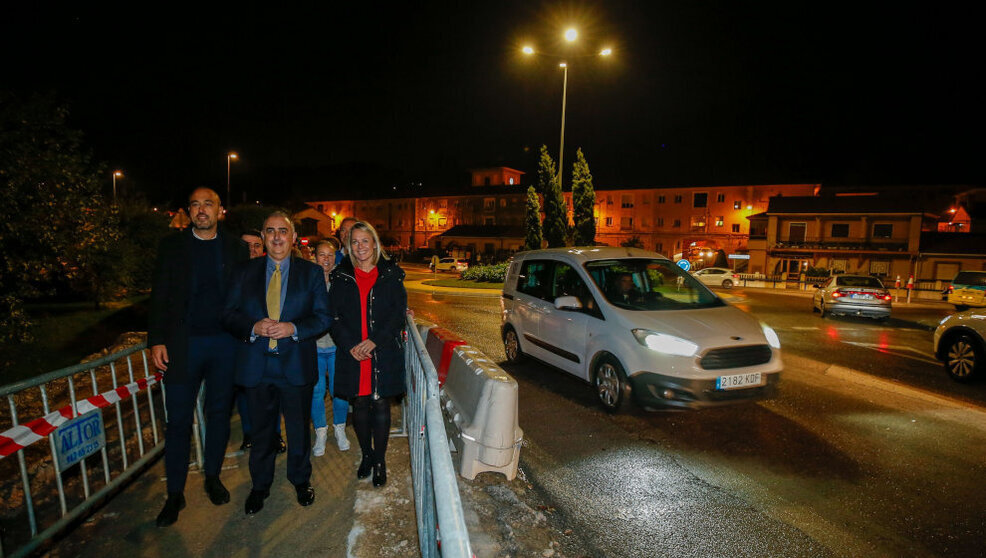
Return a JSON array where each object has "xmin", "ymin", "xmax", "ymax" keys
[{"xmin": 303, "ymin": 168, "xmax": 818, "ymax": 259}]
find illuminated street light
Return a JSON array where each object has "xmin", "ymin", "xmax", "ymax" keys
[
  {"xmin": 226, "ymin": 152, "xmax": 239, "ymax": 206},
  {"xmin": 112, "ymin": 170, "xmax": 124, "ymax": 202},
  {"xmin": 565, "ymin": 28, "xmax": 578, "ymax": 42},
  {"xmin": 522, "ymin": 45, "xmax": 535, "ymax": 55},
  {"xmin": 600, "ymin": 48, "xmax": 612, "ymax": 56}
]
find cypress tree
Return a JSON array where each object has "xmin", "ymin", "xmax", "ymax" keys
[
  {"xmin": 571, "ymin": 148, "xmax": 596, "ymax": 246},
  {"xmin": 539, "ymin": 145, "xmax": 568, "ymax": 248},
  {"xmin": 524, "ymin": 185, "xmax": 543, "ymax": 250}
]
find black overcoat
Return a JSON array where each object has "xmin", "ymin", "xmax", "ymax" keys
[
  {"xmin": 328, "ymin": 257, "xmax": 407, "ymax": 399},
  {"xmin": 147, "ymin": 227, "xmax": 249, "ymax": 384}
]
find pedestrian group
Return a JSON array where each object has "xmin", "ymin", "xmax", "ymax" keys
[{"xmin": 149, "ymin": 188, "xmax": 407, "ymax": 526}]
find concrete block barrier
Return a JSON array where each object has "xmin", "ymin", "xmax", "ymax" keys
[{"xmin": 423, "ymin": 326, "xmax": 468, "ymax": 386}]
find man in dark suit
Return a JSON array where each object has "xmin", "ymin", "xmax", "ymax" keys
[
  {"xmin": 222, "ymin": 211, "xmax": 331, "ymax": 514},
  {"xmin": 149, "ymin": 187, "xmax": 249, "ymax": 527}
]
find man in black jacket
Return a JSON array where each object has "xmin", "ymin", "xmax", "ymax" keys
[{"xmin": 149, "ymin": 187, "xmax": 249, "ymax": 527}]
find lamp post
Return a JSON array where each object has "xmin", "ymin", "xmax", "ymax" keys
[
  {"xmin": 522, "ymin": 30, "xmax": 611, "ymax": 190},
  {"xmin": 112, "ymin": 170, "xmax": 123, "ymax": 202},
  {"xmin": 226, "ymin": 152, "xmax": 238, "ymax": 205}
]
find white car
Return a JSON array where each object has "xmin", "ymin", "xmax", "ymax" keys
[
  {"xmin": 500, "ymin": 247, "xmax": 782, "ymax": 412},
  {"xmin": 692, "ymin": 267, "xmax": 739, "ymax": 289},
  {"xmin": 430, "ymin": 258, "xmax": 469, "ymax": 272},
  {"xmin": 934, "ymin": 310, "xmax": 986, "ymax": 382}
]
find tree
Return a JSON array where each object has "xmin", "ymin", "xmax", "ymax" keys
[
  {"xmin": 0, "ymin": 93, "xmax": 119, "ymax": 336},
  {"xmin": 524, "ymin": 185, "xmax": 543, "ymax": 251},
  {"xmin": 539, "ymin": 145, "xmax": 568, "ymax": 248},
  {"xmin": 713, "ymin": 249, "xmax": 729, "ymax": 268},
  {"xmin": 620, "ymin": 236, "xmax": 644, "ymax": 249},
  {"xmin": 571, "ymin": 148, "xmax": 596, "ymax": 246}
]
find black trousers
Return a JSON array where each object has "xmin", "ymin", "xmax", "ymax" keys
[
  {"xmin": 244, "ymin": 375, "xmax": 313, "ymax": 491},
  {"xmin": 163, "ymin": 334, "xmax": 235, "ymax": 494}
]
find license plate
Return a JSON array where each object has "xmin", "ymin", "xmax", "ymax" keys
[
  {"xmin": 716, "ymin": 372, "xmax": 763, "ymax": 390},
  {"xmin": 851, "ymin": 293, "xmax": 873, "ymax": 299}
]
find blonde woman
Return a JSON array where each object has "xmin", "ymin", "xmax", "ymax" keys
[{"xmin": 328, "ymin": 222, "xmax": 406, "ymax": 487}]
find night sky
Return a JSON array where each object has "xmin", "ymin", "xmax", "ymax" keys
[{"xmin": 2, "ymin": 2, "xmax": 982, "ymax": 206}]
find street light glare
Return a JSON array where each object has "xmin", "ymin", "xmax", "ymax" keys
[
  {"xmin": 228, "ymin": 152, "xmax": 238, "ymax": 160},
  {"xmin": 522, "ymin": 45, "xmax": 534, "ymax": 55},
  {"xmin": 564, "ymin": 28, "xmax": 577, "ymax": 42},
  {"xmin": 114, "ymin": 170, "xmax": 123, "ymax": 177},
  {"xmin": 600, "ymin": 48, "xmax": 612, "ymax": 56},
  {"xmin": 559, "ymin": 62, "xmax": 567, "ymax": 68}
]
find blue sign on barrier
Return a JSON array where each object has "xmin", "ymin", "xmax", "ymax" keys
[
  {"xmin": 54, "ymin": 411, "xmax": 105, "ymax": 472},
  {"xmin": 676, "ymin": 259, "xmax": 691, "ymax": 271}
]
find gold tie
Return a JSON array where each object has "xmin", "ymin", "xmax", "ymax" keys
[{"xmin": 266, "ymin": 264, "xmax": 281, "ymax": 350}]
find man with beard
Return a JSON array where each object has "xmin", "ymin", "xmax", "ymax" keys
[{"xmin": 149, "ymin": 188, "xmax": 249, "ymax": 526}]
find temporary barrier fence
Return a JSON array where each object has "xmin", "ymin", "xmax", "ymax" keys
[
  {"xmin": 0, "ymin": 342, "xmax": 176, "ymax": 558},
  {"xmin": 403, "ymin": 314, "xmax": 473, "ymax": 558}
]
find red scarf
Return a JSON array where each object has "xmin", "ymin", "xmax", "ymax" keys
[{"xmin": 354, "ymin": 265, "xmax": 379, "ymax": 396}]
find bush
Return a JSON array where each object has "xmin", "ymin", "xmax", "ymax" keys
[
  {"xmin": 461, "ymin": 262, "xmax": 509, "ymax": 283},
  {"xmin": 805, "ymin": 266, "xmax": 830, "ymax": 278}
]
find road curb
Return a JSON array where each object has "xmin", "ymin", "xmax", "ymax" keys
[
  {"xmin": 784, "ymin": 353, "xmax": 986, "ymax": 424},
  {"xmin": 404, "ymin": 279, "xmax": 502, "ymax": 298}
]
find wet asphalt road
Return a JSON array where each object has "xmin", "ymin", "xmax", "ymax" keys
[{"xmin": 407, "ymin": 278, "xmax": 986, "ymax": 557}]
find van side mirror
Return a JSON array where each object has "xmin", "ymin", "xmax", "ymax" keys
[{"xmin": 554, "ymin": 295, "xmax": 583, "ymax": 310}]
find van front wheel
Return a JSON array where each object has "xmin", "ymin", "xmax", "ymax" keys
[
  {"xmin": 594, "ymin": 356, "xmax": 630, "ymax": 413},
  {"xmin": 503, "ymin": 326, "xmax": 524, "ymax": 364}
]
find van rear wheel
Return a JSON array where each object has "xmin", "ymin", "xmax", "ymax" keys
[
  {"xmin": 502, "ymin": 326, "xmax": 524, "ymax": 364},
  {"xmin": 594, "ymin": 355, "xmax": 630, "ymax": 413}
]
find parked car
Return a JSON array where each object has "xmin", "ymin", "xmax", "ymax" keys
[
  {"xmin": 500, "ymin": 247, "xmax": 782, "ymax": 412},
  {"xmin": 811, "ymin": 274, "xmax": 892, "ymax": 320},
  {"xmin": 934, "ymin": 310, "xmax": 986, "ymax": 382},
  {"xmin": 946, "ymin": 270, "xmax": 986, "ymax": 311},
  {"xmin": 692, "ymin": 267, "xmax": 740, "ymax": 289},
  {"xmin": 430, "ymin": 257, "xmax": 469, "ymax": 272}
]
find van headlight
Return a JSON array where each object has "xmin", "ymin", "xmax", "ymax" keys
[
  {"xmin": 632, "ymin": 329, "xmax": 698, "ymax": 357},
  {"xmin": 761, "ymin": 323, "xmax": 781, "ymax": 349}
]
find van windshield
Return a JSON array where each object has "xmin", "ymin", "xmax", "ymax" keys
[
  {"xmin": 585, "ymin": 259, "xmax": 724, "ymax": 311},
  {"xmin": 953, "ymin": 272, "xmax": 986, "ymax": 287}
]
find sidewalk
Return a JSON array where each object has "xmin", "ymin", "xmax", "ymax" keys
[{"xmin": 46, "ymin": 415, "xmax": 419, "ymax": 558}]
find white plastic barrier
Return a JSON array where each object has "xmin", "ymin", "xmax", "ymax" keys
[{"xmin": 415, "ymin": 320, "xmax": 523, "ymax": 480}]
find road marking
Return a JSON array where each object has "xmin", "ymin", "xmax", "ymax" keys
[{"xmin": 841, "ymin": 341, "xmax": 940, "ymax": 365}]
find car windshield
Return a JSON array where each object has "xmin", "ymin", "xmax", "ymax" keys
[
  {"xmin": 585, "ymin": 258, "xmax": 724, "ymax": 311},
  {"xmin": 836, "ymin": 276, "xmax": 884, "ymax": 288}
]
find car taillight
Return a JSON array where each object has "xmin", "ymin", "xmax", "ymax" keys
[
  {"xmin": 948, "ymin": 285, "xmax": 954, "ymax": 293},
  {"xmin": 732, "ymin": 274, "xmax": 739, "ymax": 279},
  {"xmin": 831, "ymin": 289, "xmax": 843, "ymax": 298},
  {"xmin": 882, "ymin": 292, "xmax": 892, "ymax": 301}
]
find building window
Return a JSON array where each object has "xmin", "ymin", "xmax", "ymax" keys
[
  {"xmin": 673, "ymin": 219, "xmax": 681, "ymax": 228},
  {"xmin": 674, "ymin": 195, "xmax": 682, "ymax": 203},
  {"xmin": 658, "ymin": 195, "xmax": 666, "ymax": 203},
  {"xmin": 715, "ymin": 216, "xmax": 724, "ymax": 227},
  {"xmin": 732, "ymin": 224, "xmax": 741, "ymax": 233},
  {"xmin": 484, "ymin": 217, "xmax": 494, "ymax": 225},
  {"xmin": 508, "ymin": 177, "xmax": 515, "ymax": 185},
  {"xmin": 484, "ymin": 176, "xmax": 491, "ymax": 186},
  {"xmin": 620, "ymin": 217, "xmax": 633, "ymax": 230},
  {"xmin": 657, "ymin": 217, "xmax": 664, "ymax": 227},
  {"xmin": 831, "ymin": 223, "xmax": 850, "ymax": 238},
  {"xmin": 440, "ymin": 200, "xmax": 447, "ymax": 208},
  {"xmin": 500, "ymin": 198, "xmax": 507, "ymax": 208},
  {"xmin": 717, "ymin": 193, "xmax": 725, "ymax": 203},
  {"xmin": 693, "ymin": 193, "xmax": 708, "ymax": 208},
  {"xmin": 621, "ymin": 195, "xmax": 634, "ymax": 208},
  {"xmin": 873, "ymin": 224, "xmax": 893, "ymax": 238},
  {"xmin": 484, "ymin": 198, "xmax": 495, "ymax": 211},
  {"xmin": 734, "ymin": 201, "xmax": 742, "ymax": 209},
  {"xmin": 642, "ymin": 195, "xmax": 650, "ymax": 205},
  {"xmin": 690, "ymin": 216, "xmax": 706, "ymax": 230},
  {"xmin": 605, "ymin": 217, "xmax": 613, "ymax": 227},
  {"xmin": 607, "ymin": 195, "xmax": 613, "ymax": 205},
  {"xmin": 655, "ymin": 242, "xmax": 663, "ymax": 253}
]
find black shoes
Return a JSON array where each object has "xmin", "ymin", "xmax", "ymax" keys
[
  {"xmin": 295, "ymin": 482, "xmax": 316, "ymax": 506},
  {"xmin": 245, "ymin": 489, "xmax": 269, "ymax": 515},
  {"xmin": 372, "ymin": 462, "xmax": 387, "ymax": 487},
  {"xmin": 357, "ymin": 455, "xmax": 373, "ymax": 479},
  {"xmin": 239, "ymin": 434, "xmax": 252, "ymax": 451},
  {"xmin": 277, "ymin": 436, "xmax": 287, "ymax": 454},
  {"xmin": 156, "ymin": 493, "xmax": 186, "ymax": 527},
  {"xmin": 204, "ymin": 476, "xmax": 230, "ymax": 505}
]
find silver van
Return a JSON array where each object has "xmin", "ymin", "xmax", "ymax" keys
[{"xmin": 500, "ymin": 247, "xmax": 782, "ymax": 412}]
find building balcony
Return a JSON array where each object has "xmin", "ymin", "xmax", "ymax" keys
[{"xmin": 770, "ymin": 236, "xmax": 909, "ymax": 253}]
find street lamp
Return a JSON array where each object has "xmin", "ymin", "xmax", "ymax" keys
[
  {"xmin": 112, "ymin": 170, "xmax": 123, "ymax": 202},
  {"xmin": 522, "ymin": 31, "xmax": 613, "ymax": 189},
  {"xmin": 226, "ymin": 152, "xmax": 239, "ymax": 205}
]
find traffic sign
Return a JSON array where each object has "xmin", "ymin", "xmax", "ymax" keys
[{"xmin": 676, "ymin": 259, "xmax": 691, "ymax": 271}]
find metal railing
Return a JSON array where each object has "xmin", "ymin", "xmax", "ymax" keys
[
  {"xmin": 403, "ymin": 314, "xmax": 472, "ymax": 558},
  {"xmin": 0, "ymin": 342, "xmax": 168, "ymax": 558}
]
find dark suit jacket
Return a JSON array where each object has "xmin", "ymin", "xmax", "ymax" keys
[
  {"xmin": 147, "ymin": 227, "xmax": 248, "ymax": 384},
  {"xmin": 222, "ymin": 256, "xmax": 331, "ymax": 387}
]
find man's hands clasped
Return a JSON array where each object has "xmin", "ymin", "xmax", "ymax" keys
[{"xmin": 253, "ymin": 318, "xmax": 295, "ymax": 340}]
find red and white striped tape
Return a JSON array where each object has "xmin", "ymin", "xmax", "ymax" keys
[{"xmin": 0, "ymin": 372, "xmax": 163, "ymax": 459}]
